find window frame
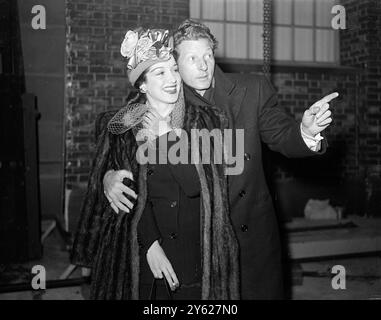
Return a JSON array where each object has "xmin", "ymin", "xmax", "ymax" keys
[{"xmin": 190, "ymin": 0, "xmax": 341, "ymax": 67}]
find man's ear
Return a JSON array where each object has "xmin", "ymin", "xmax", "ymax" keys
[{"xmin": 140, "ymin": 85, "xmax": 147, "ymax": 94}]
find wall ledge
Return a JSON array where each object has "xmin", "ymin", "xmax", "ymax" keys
[{"xmin": 217, "ymin": 58, "xmax": 364, "ymax": 75}]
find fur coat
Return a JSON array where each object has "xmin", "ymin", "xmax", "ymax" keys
[{"xmin": 70, "ymin": 99, "xmax": 240, "ymax": 300}]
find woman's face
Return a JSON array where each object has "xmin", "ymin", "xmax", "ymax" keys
[{"xmin": 141, "ymin": 56, "xmax": 182, "ymax": 107}]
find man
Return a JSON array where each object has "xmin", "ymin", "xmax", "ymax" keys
[{"xmin": 102, "ymin": 20, "xmax": 337, "ymax": 299}]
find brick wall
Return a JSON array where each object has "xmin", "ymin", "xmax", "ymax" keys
[
  {"xmin": 65, "ymin": 0, "xmax": 380, "ymax": 189},
  {"xmin": 269, "ymin": 69, "xmax": 359, "ymax": 181},
  {"xmin": 263, "ymin": 0, "xmax": 381, "ymax": 183},
  {"xmin": 260, "ymin": 0, "xmax": 381, "ymax": 217},
  {"xmin": 65, "ymin": 0, "xmax": 189, "ymax": 187},
  {"xmin": 340, "ymin": 0, "xmax": 381, "ymax": 174}
]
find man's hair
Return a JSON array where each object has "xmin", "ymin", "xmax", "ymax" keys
[{"xmin": 173, "ymin": 19, "xmax": 218, "ymax": 56}]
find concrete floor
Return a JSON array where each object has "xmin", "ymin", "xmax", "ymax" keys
[{"xmin": 1, "ymin": 228, "xmax": 380, "ymax": 300}]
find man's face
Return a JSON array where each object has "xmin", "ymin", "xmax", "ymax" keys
[{"xmin": 176, "ymin": 38, "xmax": 215, "ymax": 96}]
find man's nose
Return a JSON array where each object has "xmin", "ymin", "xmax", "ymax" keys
[{"xmin": 198, "ymin": 59, "xmax": 208, "ymax": 71}]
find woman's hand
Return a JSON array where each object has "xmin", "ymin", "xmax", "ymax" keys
[
  {"xmin": 142, "ymin": 110, "xmax": 172, "ymax": 137},
  {"xmin": 146, "ymin": 240, "xmax": 180, "ymax": 291}
]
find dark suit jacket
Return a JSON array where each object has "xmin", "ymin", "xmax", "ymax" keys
[{"xmin": 184, "ymin": 65, "xmax": 326, "ymax": 299}]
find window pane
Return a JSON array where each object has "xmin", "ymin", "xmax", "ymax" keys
[
  {"xmin": 273, "ymin": 26, "xmax": 292, "ymax": 60},
  {"xmin": 316, "ymin": 29, "xmax": 336, "ymax": 62},
  {"xmin": 249, "ymin": 25, "xmax": 263, "ymax": 59},
  {"xmin": 202, "ymin": 0, "xmax": 224, "ymax": 20},
  {"xmin": 227, "ymin": 0, "xmax": 247, "ymax": 22},
  {"xmin": 273, "ymin": 0, "xmax": 292, "ymax": 25},
  {"xmin": 226, "ymin": 23, "xmax": 248, "ymax": 58},
  {"xmin": 294, "ymin": 28, "xmax": 313, "ymax": 61},
  {"xmin": 249, "ymin": 0, "xmax": 263, "ymax": 23},
  {"xmin": 294, "ymin": 0, "xmax": 314, "ymax": 26},
  {"xmin": 190, "ymin": 0, "xmax": 201, "ymax": 18},
  {"xmin": 204, "ymin": 21, "xmax": 224, "ymax": 57},
  {"xmin": 316, "ymin": 0, "xmax": 335, "ymax": 27}
]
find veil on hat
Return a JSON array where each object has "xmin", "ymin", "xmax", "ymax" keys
[{"xmin": 107, "ymin": 85, "xmax": 185, "ymax": 143}]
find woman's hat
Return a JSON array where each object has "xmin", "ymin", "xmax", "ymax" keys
[{"xmin": 120, "ymin": 28, "xmax": 173, "ymax": 86}]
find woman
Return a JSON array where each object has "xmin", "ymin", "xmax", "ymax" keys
[{"xmin": 70, "ymin": 28, "xmax": 239, "ymax": 300}]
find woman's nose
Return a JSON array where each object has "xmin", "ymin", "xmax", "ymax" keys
[{"xmin": 167, "ymin": 70, "xmax": 179, "ymax": 83}]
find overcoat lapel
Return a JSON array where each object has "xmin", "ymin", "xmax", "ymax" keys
[
  {"xmin": 213, "ymin": 65, "xmax": 247, "ymax": 125},
  {"xmin": 213, "ymin": 66, "xmax": 246, "ymax": 191}
]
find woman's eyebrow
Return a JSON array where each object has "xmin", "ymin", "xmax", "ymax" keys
[{"xmin": 149, "ymin": 66, "xmax": 164, "ymax": 73}]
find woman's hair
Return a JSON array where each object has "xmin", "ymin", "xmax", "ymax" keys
[
  {"xmin": 173, "ymin": 19, "xmax": 218, "ymax": 58},
  {"xmin": 126, "ymin": 68, "xmax": 149, "ymax": 105},
  {"xmin": 134, "ymin": 69, "xmax": 148, "ymax": 91}
]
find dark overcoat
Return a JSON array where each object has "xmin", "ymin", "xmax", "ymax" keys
[
  {"xmin": 137, "ymin": 135, "xmax": 204, "ymax": 297},
  {"xmin": 184, "ymin": 66, "xmax": 327, "ymax": 299}
]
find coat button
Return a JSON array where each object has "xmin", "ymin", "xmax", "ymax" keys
[
  {"xmin": 239, "ymin": 190, "xmax": 246, "ymax": 197},
  {"xmin": 241, "ymin": 224, "xmax": 248, "ymax": 232},
  {"xmin": 147, "ymin": 169, "xmax": 154, "ymax": 175},
  {"xmin": 244, "ymin": 152, "xmax": 251, "ymax": 161},
  {"xmin": 170, "ymin": 232, "xmax": 178, "ymax": 239},
  {"xmin": 170, "ymin": 201, "xmax": 177, "ymax": 208}
]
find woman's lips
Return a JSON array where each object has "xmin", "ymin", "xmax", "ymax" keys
[{"xmin": 163, "ymin": 86, "xmax": 177, "ymax": 94}]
